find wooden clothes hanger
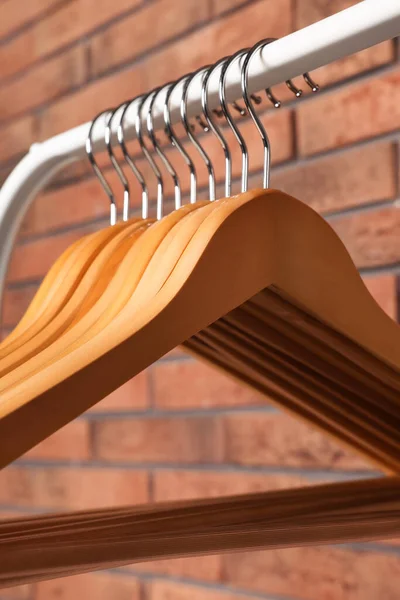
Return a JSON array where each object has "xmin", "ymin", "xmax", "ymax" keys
[
  {"xmin": 0, "ymin": 79, "xmax": 220, "ymax": 389},
  {"xmin": 1, "ymin": 189, "xmax": 399, "ymax": 469},
  {"xmin": 0, "ymin": 220, "xmax": 153, "ymax": 378},
  {"xmin": 0, "ymin": 109, "xmax": 141, "ymax": 359},
  {"xmin": 0, "ymin": 42, "xmax": 399, "ymax": 470},
  {"xmin": 0, "ymin": 92, "xmax": 216, "ymax": 391},
  {"xmin": 0, "ymin": 235, "xmax": 92, "ymax": 352},
  {"xmin": 0, "ymin": 202, "xmax": 211, "ymax": 393},
  {"xmin": 1, "ymin": 188, "xmax": 400, "ymax": 588},
  {"xmin": 0, "ymin": 106, "xmax": 168, "ymax": 378},
  {"xmin": 0, "ymin": 236, "xmax": 82, "ymax": 347},
  {"xmin": 1, "ymin": 39, "xmax": 400, "ymax": 590}
]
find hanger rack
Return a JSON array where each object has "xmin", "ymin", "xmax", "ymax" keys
[
  {"xmin": 0, "ymin": 0, "xmax": 399, "ymax": 318},
  {"xmin": 1, "ymin": 3, "xmax": 400, "ymax": 583}
]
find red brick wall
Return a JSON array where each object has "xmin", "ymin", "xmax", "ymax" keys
[{"xmin": 1, "ymin": 0, "xmax": 400, "ymax": 598}]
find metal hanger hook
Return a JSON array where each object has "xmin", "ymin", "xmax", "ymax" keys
[
  {"xmin": 262, "ymin": 38, "xmax": 319, "ymax": 106},
  {"xmin": 181, "ymin": 66, "xmax": 216, "ymax": 202},
  {"xmin": 164, "ymin": 76, "xmax": 197, "ymax": 205},
  {"xmin": 118, "ymin": 97, "xmax": 149, "ymax": 221},
  {"xmin": 105, "ymin": 103, "xmax": 131, "ymax": 222},
  {"xmin": 136, "ymin": 92, "xmax": 164, "ymax": 219},
  {"xmin": 242, "ymin": 40, "xmax": 272, "ymax": 189},
  {"xmin": 219, "ymin": 49, "xmax": 250, "ymax": 195},
  {"xmin": 86, "ymin": 109, "xmax": 117, "ymax": 226},
  {"xmin": 147, "ymin": 84, "xmax": 181, "ymax": 218},
  {"xmin": 201, "ymin": 57, "xmax": 232, "ymax": 199}
]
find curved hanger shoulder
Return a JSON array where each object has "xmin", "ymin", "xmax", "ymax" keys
[
  {"xmin": 0, "ymin": 237, "xmax": 84, "ymax": 350},
  {"xmin": 0, "ymin": 224, "xmax": 128, "ymax": 359},
  {"xmin": 0, "ymin": 203, "xmax": 210, "ymax": 395},
  {"xmin": 0, "ymin": 190, "xmax": 399, "ymax": 469},
  {"xmin": 0, "ymin": 220, "xmax": 153, "ymax": 381}
]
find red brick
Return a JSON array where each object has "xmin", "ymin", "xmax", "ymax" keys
[
  {"xmin": 153, "ymin": 470, "xmax": 316, "ymax": 502},
  {"xmin": 90, "ymin": 0, "xmax": 211, "ymax": 77},
  {"xmin": 135, "ymin": 554, "xmax": 221, "ymax": 583},
  {"xmin": 272, "ymin": 143, "xmax": 396, "ymax": 214},
  {"xmin": 297, "ymin": 0, "xmax": 359, "ymax": 26},
  {"xmin": 19, "ymin": 170, "xmax": 143, "ymax": 237},
  {"xmin": 297, "ymin": 70, "xmax": 400, "ymax": 155},
  {"xmin": 363, "ymin": 274, "xmax": 398, "ymax": 320},
  {"xmin": 330, "ymin": 205, "xmax": 400, "ymax": 269},
  {"xmin": 38, "ymin": 64, "xmax": 146, "ymax": 140},
  {"xmin": 161, "ymin": 347, "xmax": 188, "ymax": 360},
  {"xmin": 143, "ymin": 0, "xmax": 291, "ymax": 89},
  {"xmin": 222, "ymin": 546, "xmax": 400, "ymax": 600},
  {"xmin": 2, "ymin": 285, "xmax": 37, "ymax": 328},
  {"xmin": 222, "ymin": 413, "xmax": 369, "ymax": 470},
  {"xmin": 7, "ymin": 223, "xmax": 102, "ymax": 283},
  {"xmin": 0, "ymin": 0, "xmax": 60, "ymax": 39},
  {"xmin": 0, "ymin": 328, "xmax": 11, "ymax": 342},
  {"xmin": 35, "ymin": 572, "xmax": 141, "ymax": 600},
  {"xmin": 91, "ymin": 370, "xmax": 150, "ymax": 412},
  {"xmin": 0, "ymin": 510, "xmax": 29, "ymax": 519},
  {"xmin": 0, "ymin": 116, "xmax": 37, "ymax": 164},
  {"xmin": 24, "ymin": 420, "xmax": 90, "ymax": 461},
  {"xmin": 92, "ymin": 416, "xmax": 225, "ymax": 463},
  {"xmin": 0, "ymin": 0, "xmax": 142, "ymax": 82},
  {"xmin": 0, "ymin": 162, "xmax": 15, "ymax": 187},
  {"xmin": 0, "ymin": 583, "xmax": 32, "ymax": 599},
  {"xmin": 0, "ymin": 467, "xmax": 148, "ymax": 510},
  {"xmin": 0, "ymin": 46, "xmax": 86, "ymax": 124},
  {"xmin": 152, "ymin": 359, "xmax": 264, "ymax": 409},
  {"xmin": 315, "ymin": 42, "xmax": 393, "ymax": 88},
  {"xmin": 296, "ymin": 0, "xmax": 393, "ymax": 87},
  {"xmin": 212, "ymin": 0, "xmax": 250, "ymax": 16},
  {"xmin": 146, "ymin": 580, "xmax": 255, "ymax": 600}
]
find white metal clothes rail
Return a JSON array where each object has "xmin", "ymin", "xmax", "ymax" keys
[{"xmin": 0, "ymin": 0, "xmax": 399, "ymax": 316}]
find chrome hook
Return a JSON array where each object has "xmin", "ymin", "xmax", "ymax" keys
[
  {"xmin": 147, "ymin": 85, "xmax": 181, "ymax": 217},
  {"xmin": 136, "ymin": 92, "xmax": 164, "ymax": 219},
  {"xmin": 195, "ymin": 115, "xmax": 209, "ymax": 131},
  {"xmin": 232, "ymin": 101, "xmax": 247, "ymax": 116},
  {"xmin": 265, "ymin": 87, "xmax": 282, "ymax": 108},
  {"xmin": 86, "ymin": 109, "xmax": 117, "ymax": 226},
  {"xmin": 285, "ymin": 79, "xmax": 303, "ymax": 98},
  {"xmin": 201, "ymin": 57, "xmax": 232, "ymax": 199},
  {"xmin": 303, "ymin": 71, "xmax": 320, "ymax": 93},
  {"xmin": 164, "ymin": 76, "xmax": 197, "ymax": 204},
  {"xmin": 181, "ymin": 66, "xmax": 216, "ymax": 201},
  {"xmin": 262, "ymin": 38, "xmax": 319, "ymax": 107},
  {"xmin": 105, "ymin": 102, "xmax": 131, "ymax": 222},
  {"xmin": 242, "ymin": 40, "xmax": 272, "ymax": 189},
  {"xmin": 219, "ymin": 50, "xmax": 249, "ymax": 194},
  {"xmin": 118, "ymin": 97, "xmax": 149, "ymax": 221}
]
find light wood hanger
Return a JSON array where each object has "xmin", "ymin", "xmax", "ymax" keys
[
  {"xmin": 0, "ymin": 103, "xmax": 156, "ymax": 377},
  {"xmin": 0, "ymin": 237, "xmax": 83, "ymax": 347},
  {"xmin": 0, "ymin": 223, "xmax": 130, "ymax": 360},
  {"xmin": 0, "ymin": 202, "xmax": 210, "ymax": 393},
  {"xmin": 2, "ymin": 45, "xmax": 400, "ymax": 592},
  {"xmin": 1, "ymin": 50, "xmax": 400, "ymax": 594},
  {"xmin": 0, "ymin": 219, "xmax": 153, "ymax": 378},
  {"xmin": 0, "ymin": 190, "xmax": 399, "ymax": 470}
]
